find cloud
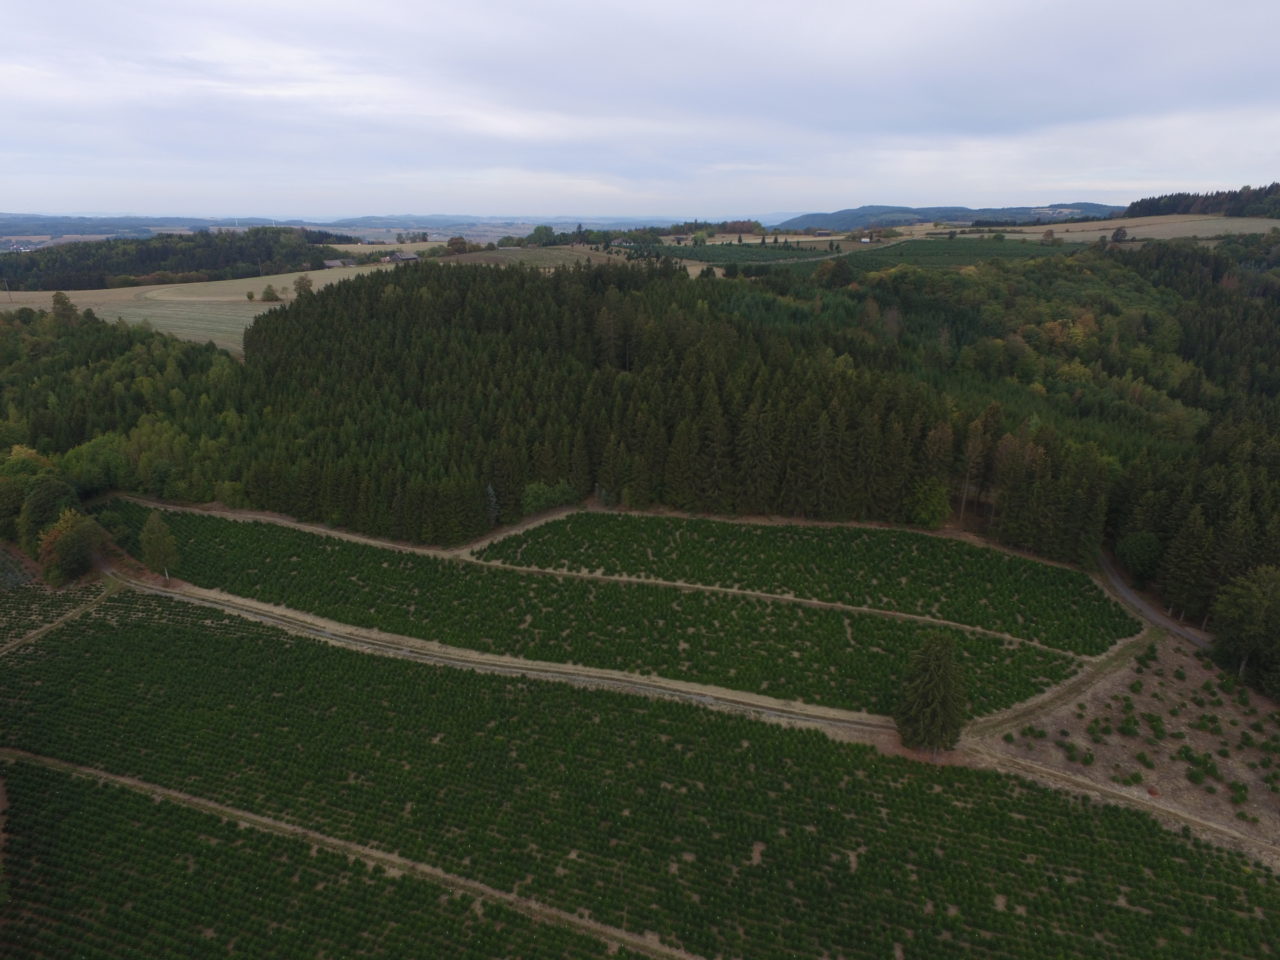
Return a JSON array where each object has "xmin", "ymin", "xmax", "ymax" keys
[{"xmin": 5, "ymin": 1, "xmax": 1280, "ymax": 216}]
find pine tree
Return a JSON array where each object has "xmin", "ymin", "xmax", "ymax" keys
[
  {"xmin": 1158, "ymin": 505, "xmax": 1215, "ymax": 621},
  {"xmin": 895, "ymin": 634, "xmax": 965, "ymax": 754}
]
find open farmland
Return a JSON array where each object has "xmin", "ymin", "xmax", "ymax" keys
[
  {"xmin": 331, "ymin": 241, "xmax": 627, "ymax": 269},
  {"xmin": 1044, "ymin": 214, "xmax": 1280, "ymax": 243},
  {"xmin": 2, "ymin": 591, "xmax": 1278, "ymax": 960},
  {"xmin": 474, "ymin": 513, "xmax": 1137, "ymax": 653},
  {"xmin": 99, "ymin": 501, "xmax": 1081, "ymax": 715},
  {"xmin": 2, "ymin": 762, "xmax": 644, "ymax": 960},
  {"xmin": 0, "ymin": 265, "xmax": 385, "ymax": 353},
  {"xmin": 652, "ymin": 242, "xmax": 838, "ymax": 263}
]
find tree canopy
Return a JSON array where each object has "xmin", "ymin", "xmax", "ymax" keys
[{"xmin": 895, "ymin": 634, "xmax": 965, "ymax": 752}]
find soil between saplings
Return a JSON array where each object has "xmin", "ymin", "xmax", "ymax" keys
[{"xmin": 975, "ymin": 630, "xmax": 1280, "ymax": 864}]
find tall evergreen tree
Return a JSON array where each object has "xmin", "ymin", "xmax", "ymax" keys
[{"xmin": 895, "ymin": 634, "xmax": 966, "ymax": 754}]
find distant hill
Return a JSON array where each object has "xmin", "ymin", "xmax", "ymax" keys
[
  {"xmin": 776, "ymin": 203, "xmax": 1123, "ymax": 231},
  {"xmin": 1124, "ymin": 183, "xmax": 1280, "ymax": 219}
]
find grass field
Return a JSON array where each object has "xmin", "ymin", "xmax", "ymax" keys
[
  {"xmin": 3, "ymin": 590, "xmax": 1278, "ymax": 960},
  {"xmin": 0, "ymin": 264, "xmax": 382, "ymax": 353}
]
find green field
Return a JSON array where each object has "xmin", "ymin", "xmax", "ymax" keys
[
  {"xmin": 0, "ymin": 550, "xmax": 101, "ymax": 644},
  {"xmin": 476, "ymin": 513, "xmax": 1137, "ymax": 653},
  {"xmin": 2, "ymin": 591, "xmax": 1277, "ymax": 960},
  {"xmin": 100, "ymin": 502, "xmax": 1078, "ymax": 715},
  {"xmin": 1, "ymin": 762, "xmax": 643, "ymax": 960},
  {"xmin": 653, "ymin": 243, "xmax": 836, "ymax": 263},
  {"xmin": 788, "ymin": 238, "xmax": 1090, "ymax": 274}
]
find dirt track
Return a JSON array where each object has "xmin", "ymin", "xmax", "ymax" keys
[
  {"xmin": 0, "ymin": 749, "xmax": 705, "ymax": 960},
  {"xmin": 108, "ymin": 567, "xmax": 901, "ymax": 748}
]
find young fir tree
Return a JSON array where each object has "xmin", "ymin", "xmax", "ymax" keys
[
  {"xmin": 139, "ymin": 511, "xmax": 179, "ymax": 584},
  {"xmin": 895, "ymin": 634, "xmax": 966, "ymax": 754}
]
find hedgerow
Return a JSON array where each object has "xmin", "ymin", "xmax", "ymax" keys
[
  {"xmin": 477, "ymin": 513, "xmax": 1137, "ymax": 653},
  {"xmin": 2, "ymin": 593, "xmax": 1278, "ymax": 960},
  {"xmin": 0, "ymin": 762, "xmax": 640, "ymax": 960},
  {"xmin": 100, "ymin": 502, "xmax": 1078, "ymax": 715}
]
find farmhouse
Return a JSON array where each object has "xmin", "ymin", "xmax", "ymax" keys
[{"xmin": 322, "ymin": 259, "xmax": 356, "ymax": 268}]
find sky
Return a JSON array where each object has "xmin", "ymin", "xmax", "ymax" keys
[{"xmin": 7, "ymin": 0, "xmax": 1280, "ymax": 220}]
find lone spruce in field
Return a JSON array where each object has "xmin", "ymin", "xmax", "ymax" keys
[
  {"xmin": 139, "ymin": 511, "xmax": 179, "ymax": 585},
  {"xmin": 895, "ymin": 634, "xmax": 965, "ymax": 753}
]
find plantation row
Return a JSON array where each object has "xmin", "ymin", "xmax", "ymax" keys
[
  {"xmin": 477, "ymin": 513, "xmax": 1137, "ymax": 653},
  {"xmin": 2, "ymin": 592, "xmax": 1276, "ymax": 960},
  {"xmin": 100, "ymin": 503, "xmax": 1078, "ymax": 715},
  {"xmin": 0, "ymin": 762, "xmax": 644, "ymax": 960},
  {"xmin": 0, "ymin": 550, "xmax": 101, "ymax": 645}
]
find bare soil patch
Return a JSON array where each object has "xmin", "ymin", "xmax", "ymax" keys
[{"xmin": 972, "ymin": 630, "xmax": 1280, "ymax": 867}]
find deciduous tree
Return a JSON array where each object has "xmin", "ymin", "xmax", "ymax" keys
[{"xmin": 140, "ymin": 510, "xmax": 180, "ymax": 584}]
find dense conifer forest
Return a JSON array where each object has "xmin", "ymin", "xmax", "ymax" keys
[
  {"xmin": 5, "ymin": 232, "xmax": 1280, "ymax": 689},
  {"xmin": 1124, "ymin": 182, "xmax": 1280, "ymax": 219},
  {"xmin": 0, "ymin": 226, "xmax": 360, "ymax": 290}
]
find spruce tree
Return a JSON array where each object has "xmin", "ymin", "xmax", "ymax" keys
[{"xmin": 895, "ymin": 634, "xmax": 966, "ymax": 754}]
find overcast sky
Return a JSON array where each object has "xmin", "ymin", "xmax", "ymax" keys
[{"xmin": 7, "ymin": 0, "xmax": 1279, "ymax": 220}]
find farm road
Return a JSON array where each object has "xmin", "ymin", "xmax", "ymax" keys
[
  {"xmin": 1099, "ymin": 552, "xmax": 1212, "ymax": 651},
  {"xmin": 0, "ymin": 749, "xmax": 707, "ymax": 960}
]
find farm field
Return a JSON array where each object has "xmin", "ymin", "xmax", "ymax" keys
[
  {"xmin": 99, "ymin": 501, "xmax": 1080, "ymax": 715},
  {"xmin": 331, "ymin": 241, "xmax": 627, "ymax": 269},
  {"xmin": 3, "ymin": 591, "xmax": 1280, "ymax": 959},
  {"xmin": 652, "ymin": 242, "xmax": 837, "ymax": 263},
  {"xmin": 475, "ymin": 512, "xmax": 1138, "ymax": 653},
  {"xmin": 0, "ymin": 264, "xmax": 384, "ymax": 353},
  {"xmin": 1042, "ymin": 214, "xmax": 1280, "ymax": 243},
  {"xmin": 800, "ymin": 238, "xmax": 1090, "ymax": 273},
  {"xmin": 0, "ymin": 549, "xmax": 102, "ymax": 645},
  {"xmin": 1, "ymin": 762, "xmax": 644, "ymax": 960}
]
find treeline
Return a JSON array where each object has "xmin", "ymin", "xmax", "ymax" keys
[
  {"xmin": 0, "ymin": 226, "xmax": 364, "ymax": 291},
  {"xmin": 7, "ymin": 239, "xmax": 1280, "ymax": 689},
  {"xmin": 1124, "ymin": 182, "xmax": 1280, "ymax": 219},
  {"xmin": 499, "ymin": 220, "xmax": 766, "ymax": 248}
]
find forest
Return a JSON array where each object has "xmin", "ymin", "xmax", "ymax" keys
[
  {"xmin": 4, "ymin": 231, "xmax": 1280, "ymax": 692},
  {"xmin": 1124, "ymin": 182, "xmax": 1280, "ymax": 219},
  {"xmin": 0, "ymin": 226, "xmax": 363, "ymax": 290}
]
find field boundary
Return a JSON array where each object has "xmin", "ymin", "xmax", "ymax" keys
[{"xmin": 0, "ymin": 749, "xmax": 705, "ymax": 960}]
